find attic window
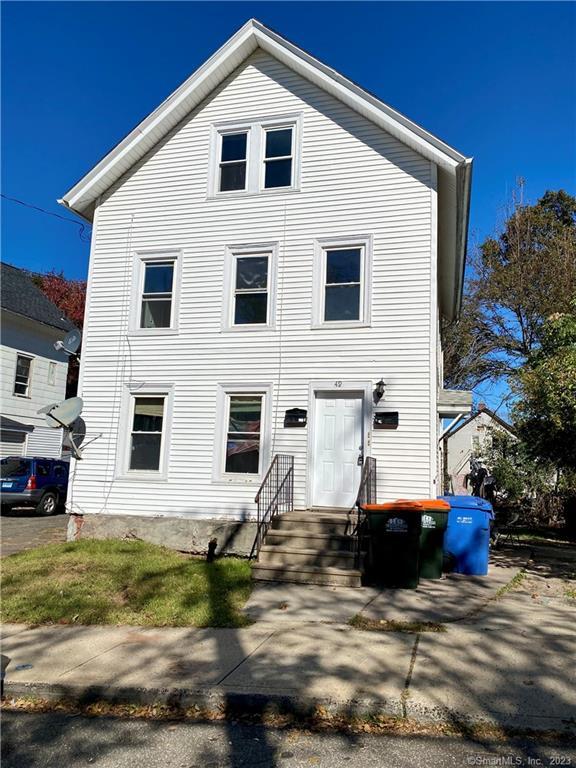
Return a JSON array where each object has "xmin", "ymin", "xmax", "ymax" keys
[
  {"xmin": 219, "ymin": 132, "xmax": 247, "ymax": 192},
  {"xmin": 210, "ymin": 115, "xmax": 301, "ymax": 197}
]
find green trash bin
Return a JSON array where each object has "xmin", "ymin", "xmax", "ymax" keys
[
  {"xmin": 418, "ymin": 500, "xmax": 450, "ymax": 579},
  {"xmin": 364, "ymin": 502, "xmax": 422, "ymax": 589}
]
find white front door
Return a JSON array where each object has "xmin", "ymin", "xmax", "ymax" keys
[{"xmin": 312, "ymin": 392, "xmax": 364, "ymax": 509}]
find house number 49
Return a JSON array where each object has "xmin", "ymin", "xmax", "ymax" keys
[{"xmin": 334, "ymin": 381, "xmax": 342, "ymax": 387}]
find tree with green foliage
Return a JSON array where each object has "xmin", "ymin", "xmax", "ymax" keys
[
  {"xmin": 513, "ymin": 302, "xmax": 576, "ymax": 472},
  {"xmin": 444, "ymin": 188, "xmax": 576, "ymax": 390}
]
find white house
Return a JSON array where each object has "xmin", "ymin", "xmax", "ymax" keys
[
  {"xmin": 0, "ymin": 263, "xmax": 72, "ymax": 458},
  {"xmin": 60, "ymin": 20, "xmax": 472, "ymax": 571},
  {"xmin": 441, "ymin": 405, "xmax": 516, "ymax": 495}
]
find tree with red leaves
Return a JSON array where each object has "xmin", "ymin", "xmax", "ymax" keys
[
  {"xmin": 35, "ymin": 271, "xmax": 86, "ymax": 329},
  {"xmin": 34, "ymin": 270, "xmax": 87, "ymax": 396}
]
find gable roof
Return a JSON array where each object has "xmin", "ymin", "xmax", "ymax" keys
[
  {"xmin": 59, "ymin": 18, "xmax": 473, "ymax": 320},
  {"xmin": 445, "ymin": 405, "xmax": 516, "ymax": 441},
  {"xmin": 0, "ymin": 262, "xmax": 74, "ymax": 332}
]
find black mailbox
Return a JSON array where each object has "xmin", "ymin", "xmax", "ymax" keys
[
  {"xmin": 284, "ymin": 408, "xmax": 307, "ymax": 428},
  {"xmin": 374, "ymin": 411, "xmax": 399, "ymax": 430}
]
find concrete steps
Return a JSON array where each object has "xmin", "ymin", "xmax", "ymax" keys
[
  {"xmin": 251, "ymin": 562, "xmax": 362, "ymax": 587},
  {"xmin": 253, "ymin": 509, "xmax": 361, "ymax": 587}
]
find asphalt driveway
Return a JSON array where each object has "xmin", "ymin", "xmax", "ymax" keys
[{"xmin": 0, "ymin": 509, "xmax": 68, "ymax": 557}]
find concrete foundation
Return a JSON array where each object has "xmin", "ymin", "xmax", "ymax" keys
[{"xmin": 66, "ymin": 513, "xmax": 257, "ymax": 557}]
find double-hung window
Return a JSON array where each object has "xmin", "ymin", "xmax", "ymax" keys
[
  {"xmin": 132, "ymin": 252, "xmax": 180, "ymax": 333},
  {"xmin": 212, "ymin": 115, "xmax": 301, "ymax": 196},
  {"xmin": 313, "ymin": 237, "xmax": 372, "ymax": 327},
  {"xmin": 129, "ymin": 396, "xmax": 165, "ymax": 472},
  {"xmin": 214, "ymin": 384, "xmax": 272, "ymax": 481},
  {"xmin": 234, "ymin": 256, "xmax": 269, "ymax": 325},
  {"xmin": 263, "ymin": 127, "xmax": 294, "ymax": 189},
  {"xmin": 141, "ymin": 261, "xmax": 174, "ymax": 329},
  {"xmin": 219, "ymin": 132, "xmax": 248, "ymax": 192},
  {"xmin": 14, "ymin": 354, "xmax": 32, "ymax": 397},
  {"xmin": 225, "ymin": 394, "xmax": 263, "ymax": 475},
  {"xmin": 224, "ymin": 244, "xmax": 277, "ymax": 330}
]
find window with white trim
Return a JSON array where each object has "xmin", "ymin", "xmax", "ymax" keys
[
  {"xmin": 14, "ymin": 354, "xmax": 32, "ymax": 397},
  {"xmin": 131, "ymin": 252, "xmax": 181, "ymax": 333},
  {"xmin": 129, "ymin": 396, "xmax": 166, "ymax": 472},
  {"xmin": 211, "ymin": 116, "xmax": 301, "ymax": 197},
  {"xmin": 140, "ymin": 261, "xmax": 174, "ymax": 329},
  {"xmin": 219, "ymin": 132, "xmax": 248, "ymax": 192},
  {"xmin": 225, "ymin": 394, "xmax": 263, "ymax": 475},
  {"xmin": 263, "ymin": 127, "xmax": 294, "ymax": 189},
  {"xmin": 48, "ymin": 362, "xmax": 56, "ymax": 386},
  {"xmin": 313, "ymin": 237, "xmax": 372, "ymax": 327},
  {"xmin": 224, "ymin": 244, "xmax": 277, "ymax": 330},
  {"xmin": 214, "ymin": 384, "xmax": 272, "ymax": 481}
]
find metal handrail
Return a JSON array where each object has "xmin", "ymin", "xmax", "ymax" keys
[
  {"xmin": 354, "ymin": 456, "xmax": 377, "ymax": 568},
  {"xmin": 250, "ymin": 454, "xmax": 294, "ymax": 560}
]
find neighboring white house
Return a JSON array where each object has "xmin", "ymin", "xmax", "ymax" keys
[
  {"xmin": 0, "ymin": 263, "xmax": 72, "ymax": 458},
  {"xmin": 441, "ymin": 405, "xmax": 516, "ymax": 495},
  {"xmin": 59, "ymin": 19, "xmax": 472, "ymax": 555}
]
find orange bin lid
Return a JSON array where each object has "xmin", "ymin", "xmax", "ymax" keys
[
  {"xmin": 397, "ymin": 498, "xmax": 450, "ymax": 510},
  {"xmin": 362, "ymin": 499, "xmax": 450, "ymax": 511},
  {"xmin": 363, "ymin": 501, "xmax": 423, "ymax": 511}
]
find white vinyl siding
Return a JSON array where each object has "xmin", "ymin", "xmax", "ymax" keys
[{"xmin": 72, "ymin": 50, "xmax": 436, "ymax": 520}]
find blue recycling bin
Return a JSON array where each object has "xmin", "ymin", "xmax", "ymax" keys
[{"xmin": 439, "ymin": 495, "xmax": 494, "ymax": 575}]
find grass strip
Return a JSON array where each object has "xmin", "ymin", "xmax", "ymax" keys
[
  {"xmin": 0, "ymin": 539, "xmax": 252, "ymax": 628},
  {"xmin": 349, "ymin": 615, "xmax": 446, "ymax": 633}
]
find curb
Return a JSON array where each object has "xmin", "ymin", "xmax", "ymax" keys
[{"xmin": 4, "ymin": 680, "xmax": 576, "ymax": 736}]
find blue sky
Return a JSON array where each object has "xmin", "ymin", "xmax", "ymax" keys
[{"xmin": 2, "ymin": 2, "xmax": 575, "ymax": 409}]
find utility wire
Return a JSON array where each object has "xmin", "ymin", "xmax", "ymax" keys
[{"xmin": 1, "ymin": 193, "xmax": 91, "ymax": 242}]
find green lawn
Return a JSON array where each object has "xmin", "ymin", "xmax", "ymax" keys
[{"xmin": 1, "ymin": 539, "xmax": 253, "ymax": 628}]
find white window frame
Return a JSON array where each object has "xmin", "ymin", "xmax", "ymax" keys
[
  {"xmin": 222, "ymin": 242, "xmax": 278, "ymax": 332},
  {"xmin": 312, "ymin": 235, "xmax": 373, "ymax": 329},
  {"xmin": 129, "ymin": 250, "xmax": 182, "ymax": 335},
  {"xmin": 212, "ymin": 383, "xmax": 273, "ymax": 484},
  {"xmin": 13, "ymin": 353, "xmax": 33, "ymax": 398},
  {"xmin": 117, "ymin": 384, "xmax": 174, "ymax": 480},
  {"xmin": 48, "ymin": 361, "xmax": 57, "ymax": 386},
  {"xmin": 208, "ymin": 113, "xmax": 302, "ymax": 198}
]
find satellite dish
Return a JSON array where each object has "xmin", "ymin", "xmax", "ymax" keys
[
  {"xmin": 37, "ymin": 402, "xmax": 60, "ymax": 416},
  {"xmin": 70, "ymin": 416, "xmax": 87, "ymax": 448},
  {"xmin": 54, "ymin": 328, "xmax": 82, "ymax": 357},
  {"xmin": 44, "ymin": 397, "xmax": 83, "ymax": 429},
  {"xmin": 42, "ymin": 397, "xmax": 84, "ymax": 459}
]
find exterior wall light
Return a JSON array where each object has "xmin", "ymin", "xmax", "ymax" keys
[{"xmin": 374, "ymin": 379, "xmax": 386, "ymax": 402}]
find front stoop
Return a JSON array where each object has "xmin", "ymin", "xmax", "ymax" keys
[{"xmin": 252, "ymin": 509, "xmax": 362, "ymax": 587}]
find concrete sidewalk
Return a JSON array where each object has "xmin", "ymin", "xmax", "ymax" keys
[{"xmin": 2, "ymin": 547, "xmax": 574, "ymax": 733}]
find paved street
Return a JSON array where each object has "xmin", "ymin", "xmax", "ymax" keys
[
  {"xmin": 2, "ymin": 711, "xmax": 575, "ymax": 768},
  {"xmin": 0, "ymin": 510, "xmax": 68, "ymax": 557}
]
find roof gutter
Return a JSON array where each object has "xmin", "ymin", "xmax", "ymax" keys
[{"xmin": 454, "ymin": 157, "xmax": 473, "ymax": 317}]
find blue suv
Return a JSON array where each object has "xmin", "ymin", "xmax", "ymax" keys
[{"xmin": 0, "ymin": 456, "xmax": 69, "ymax": 515}]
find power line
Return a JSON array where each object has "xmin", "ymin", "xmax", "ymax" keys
[{"xmin": 1, "ymin": 193, "xmax": 91, "ymax": 242}]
